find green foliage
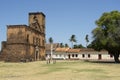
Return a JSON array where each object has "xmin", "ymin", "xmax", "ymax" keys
[
  {"xmin": 85, "ymin": 34, "xmax": 89, "ymax": 43},
  {"xmin": 60, "ymin": 43, "xmax": 69, "ymax": 48},
  {"xmin": 85, "ymin": 34, "xmax": 89, "ymax": 48},
  {"xmin": 65, "ymin": 43, "xmax": 69, "ymax": 48},
  {"xmin": 69, "ymin": 35, "xmax": 77, "ymax": 43},
  {"xmin": 73, "ymin": 44, "xmax": 85, "ymax": 48},
  {"xmin": 69, "ymin": 34, "xmax": 77, "ymax": 48},
  {"xmin": 60, "ymin": 43, "xmax": 64, "ymax": 48},
  {"xmin": 48, "ymin": 37, "xmax": 53, "ymax": 44},
  {"xmin": 91, "ymin": 11, "xmax": 120, "ymax": 62}
]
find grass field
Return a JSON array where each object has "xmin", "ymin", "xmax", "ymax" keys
[{"xmin": 0, "ymin": 60, "xmax": 120, "ymax": 80}]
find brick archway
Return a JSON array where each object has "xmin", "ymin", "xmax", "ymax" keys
[{"xmin": 35, "ymin": 46, "xmax": 39, "ymax": 61}]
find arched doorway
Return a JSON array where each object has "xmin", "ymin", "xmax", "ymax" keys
[
  {"xmin": 35, "ymin": 46, "xmax": 39, "ymax": 61},
  {"xmin": 35, "ymin": 51, "xmax": 38, "ymax": 60}
]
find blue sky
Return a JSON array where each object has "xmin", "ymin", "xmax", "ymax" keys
[{"xmin": 0, "ymin": 0, "xmax": 120, "ymax": 49}]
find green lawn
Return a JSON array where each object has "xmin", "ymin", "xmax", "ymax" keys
[{"xmin": 0, "ymin": 60, "xmax": 120, "ymax": 80}]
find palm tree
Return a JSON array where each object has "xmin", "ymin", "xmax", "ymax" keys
[
  {"xmin": 48, "ymin": 37, "xmax": 53, "ymax": 62},
  {"xmin": 85, "ymin": 34, "xmax": 89, "ymax": 48},
  {"xmin": 49, "ymin": 37, "xmax": 53, "ymax": 44},
  {"xmin": 69, "ymin": 35, "xmax": 77, "ymax": 48}
]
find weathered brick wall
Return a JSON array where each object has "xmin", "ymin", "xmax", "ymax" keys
[
  {"xmin": 40, "ymin": 47, "xmax": 45, "ymax": 60},
  {"xmin": 1, "ymin": 41, "xmax": 7, "ymax": 51},
  {"xmin": 26, "ymin": 28, "xmax": 45, "ymax": 60},
  {"xmin": 29, "ymin": 12, "xmax": 45, "ymax": 33},
  {"xmin": 0, "ymin": 44, "xmax": 27, "ymax": 62},
  {"xmin": 7, "ymin": 25, "xmax": 27, "ymax": 44}
]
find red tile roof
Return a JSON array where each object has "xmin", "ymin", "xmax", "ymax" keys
[
  {"xmin": 67, "ymin": 49, "xmax": 81, "ymax": 53},
  {"xmin": 55, "ymin": 48, "xmax": 69, "ymax": 52},
  {"xmin": 54, "ymin": 48, "xmax": 108, "ymax": 53}
]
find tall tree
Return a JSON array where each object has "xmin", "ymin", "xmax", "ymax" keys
[
  {"xmin": 69, "ymin": 35, "xmax": 77, "ymax": 48},
  {"xmin": 85, "ymin": 34, "xmax": 89, "ymax": 48},
  {"xmin": 48, "ymin": 37, "xmax": 53, "ymax": 61},
  {"xmin": 91, "ymin": 11, "xmax": 120, "ymax": 63},
  {"xmin": 49, "ymin": 37, "xmax": 53, "ymax": 44}
]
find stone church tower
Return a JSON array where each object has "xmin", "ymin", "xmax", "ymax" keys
[{"xmin": 0, "ymin": 12, "xmax": 46, "ymax": 62}]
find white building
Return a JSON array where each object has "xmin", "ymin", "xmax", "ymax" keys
[{"xmin": 46, "ymin": 48, "xmax": 114, "ymax": 60}]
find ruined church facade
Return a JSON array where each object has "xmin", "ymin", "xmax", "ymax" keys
[{"xmin": 0, "ymin": 12, "xmax": 45, "ymax": 62}]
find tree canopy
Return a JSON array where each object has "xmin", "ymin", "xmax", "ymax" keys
[
  {"xmin": 69, "ymin": 35, "xmax": 77, "ymax": 48},
  {"xmin": 48, "ymin": 37, "xmax": 53, "ymax": 44},
  {"xmin": 91, "ymin": 11, "xmax": 120, "ymax": 63},
  {"xmin": 73, "ymin": 44, "xmax": 85, "ymax": 49},
  {"xmin": 85, "ymin": 34, "xmax": 89, "ymax": 48}
]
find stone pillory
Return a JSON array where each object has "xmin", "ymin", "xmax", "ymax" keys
[{"xmin": 0, "ymin": 12, "xmax": 46, "ymax": 62}]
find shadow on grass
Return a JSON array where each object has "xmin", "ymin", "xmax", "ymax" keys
[{"xmin": 84, "ymin": 60, "xmax": 120, "ymax": 64}]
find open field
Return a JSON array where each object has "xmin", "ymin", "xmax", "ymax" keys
[{"xmin": 0, "ymin": 60, "xmax": 120, "ymax": 80}]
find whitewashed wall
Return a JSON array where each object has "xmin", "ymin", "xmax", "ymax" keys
[{"xmin": 46, "ymin": 51, "xmax": 115, "ymax": 60}]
